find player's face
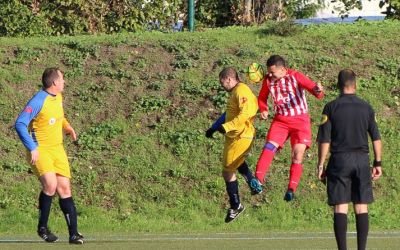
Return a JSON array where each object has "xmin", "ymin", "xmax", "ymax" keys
[
  {"xmin": 219, "ymin": 77, "xmax": 234, "ymax": 91},
  {"xmin": 54, "ymin": 71, "xmax": 65, "ymax": 93},
  {"xmin": 267, "ymin": 65, "xmax": 286, "ymax": 80}
]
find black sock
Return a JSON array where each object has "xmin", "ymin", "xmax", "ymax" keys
[
  {"xmin": 38, "ymin": 192, "xmax": 53, "ymax": 229},
  {"xmin": 59, "ymin": 197, "xmax": 78, "ymax": 237},
  {"xmin": 334, "ymin": 213, "xmax": 348, "ymax": 250},
  {"xmin": 237, "ymin": 161, "xmax": 254, "ymax": 183},
  {"xmin": 356, "ymin": 213, "xmax": 369, "ymax": 250},
  {"xmin": 225, "ymin": 180, "xmax": 240, "ymax": 209}
]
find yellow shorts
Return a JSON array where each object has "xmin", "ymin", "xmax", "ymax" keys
[
  {"xmin": 222, "ymin": 137, "xmax": 253, "ymax": 172},
  {"xmin": 29, "ymin": 145, "xmax": 71, "ymax": 178}
]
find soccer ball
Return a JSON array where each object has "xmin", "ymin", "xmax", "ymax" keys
[{"xmin": 245, "ymin": 63, "xmax": 264, "ymax": 84}]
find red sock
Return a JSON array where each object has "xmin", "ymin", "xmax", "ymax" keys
[
  {"xmin": 288, "ymin": 163, "xmax": 303, "ymax": 192},
  {"xmin": 255, "ymin": 146, "xmax": 276, "ymax": 184}
]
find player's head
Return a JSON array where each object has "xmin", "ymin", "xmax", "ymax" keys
[
  {"xmin": 266, "ymin": 55, "xmax": 287, "ymax": 80},
  {"xmin": 337, "ymin": 69, "xmax": 356, "ymax": 93},
  {"xmin": 42, "ymin": 67, "xmax": 65, "ymax": 92},
  {"xmin": 219, "ymin": 67, "xmax": 239, "ymax": 91}
]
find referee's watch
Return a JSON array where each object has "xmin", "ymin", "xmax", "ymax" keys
[{"xmin": 373, "ymin": 160, "xmax": 382, "ymax": 167}]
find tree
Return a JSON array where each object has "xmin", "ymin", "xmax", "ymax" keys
[{"xmin": 380, "ymin": 0, "xmax": 400, "ymax": 19}]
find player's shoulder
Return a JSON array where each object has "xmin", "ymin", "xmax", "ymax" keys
[
  {"xmin": 236, "ymin": 82, "xmax": 252, "ymax": 92},
  {"xmin": 234, "ymin": 83, "xmax": 256, "ymax": 98},
  {"xmin": 28, "ymin": 90, "xmax": 50, "ymax": 106},
  {"xmin": 322, "ymin": 98, "xmax": 337, "ymax": 112},
  {"xmin": 287, "ymin": 68, "xmax": 303, "ymax": 77},
  {"xmin": 354, "ymin": 96, "xmax": 375, "ymax": 112}
]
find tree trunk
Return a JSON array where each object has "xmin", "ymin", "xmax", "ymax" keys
[{"xmin": 243, "ymin": 0, "xmax": 253, "ymax": 24}]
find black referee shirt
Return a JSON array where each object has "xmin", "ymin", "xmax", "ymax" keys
[{"xmin": 317, "ymin": 94, "xmax": 381, "ymax": 153}]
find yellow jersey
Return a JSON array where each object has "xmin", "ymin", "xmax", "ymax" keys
[
  {"xmin": 15, "ymin": 90, "xmax": 70, "ymax": 151},
  {"xmin": 222, "ymin": 83, "xmax": 258, "ymax": 139}
]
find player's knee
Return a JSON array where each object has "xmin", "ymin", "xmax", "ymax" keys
[
  {"xmin": 264, "ymin": 142, "xmax": 278, "ymax": 152},
  {"xmin": 43, "ymin": 185, "xmax": 57, "ymax": 196},
  {"xmin": 222, "ymin": 170, "xmax": 236, "ymax": 181},
  {"xmin": 292, "ymin": 151, "xmax": 305, "ymax": 163},
  {"xmin": 56, "ymin": 185, "xmax": 72, "ymax": 198},
  {"xmin": 354, "ymin": 203, "xmax": 368, "ymax": 214}
]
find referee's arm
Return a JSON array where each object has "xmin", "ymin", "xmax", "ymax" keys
[
  {"xmin": 316, "ymin": 105, "xmax": 331, "ymax": 182},
  {"xmin": 372, "ymin": 140, "xmax": 382, "ymax": 180},
  {"xmin": 369, "ymin": 107, "xmax": 382, "ymax": 180},
  {"xmin": 317, "ymin": 143, "xmax": 330, "ymax": 181}
]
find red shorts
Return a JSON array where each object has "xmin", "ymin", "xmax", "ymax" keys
[{"xmin": 266, "ymin": 114, "xmax": 312, "ymax": 149}]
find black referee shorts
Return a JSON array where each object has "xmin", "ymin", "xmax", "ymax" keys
[{"xmin": 326, "ymin": 152, "xmax": 374, "ymax": 206}]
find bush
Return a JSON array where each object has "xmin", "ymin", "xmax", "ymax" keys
[
  {"xmin": 0, "ymin": 1, "xmax": 51, "ymax": 37},
  {"xmin": 260, "ymin": 20, "xmax": 304, "ymax": 37}
]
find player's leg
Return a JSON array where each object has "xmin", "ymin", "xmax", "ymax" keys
[
  {"xmin": 352, "ymin": 152, "xmax": 373, "ymax": 250},
  {"xmin": 34, "ymin": 147, "xmax": 58, "ymax": 243},
  {"xmin": 328, "ymin": 153, "xmax": 353, "ymax": 250},
  {"xmin": 222, "ymin": 170, "xmax": 244, "ymax": 223},
  {"xmin": 284, "ymin": 143, "xmax": 307, "ymax": 201},
  {"xmin": 37, "ymin": 172, "xmax": 59, "ymax": 242},
  {"xmin": 57, "ymin": 175, "xmax": 83, "ymax": 244},
  {"xmin": 235, "ymin": 139, "xmax": 262, "ymax": 195},
  {"xmin": 238, "ymin": 161, "xmax": 262, "ymax": 195},
  {"xmin": 334, "ymin": 204, "xmax": 349, "ymax": 250},
  {"xmin": 54, "ymin": 146, "xmax": 83, "ymax": 244},
  {"xmin": 354, "ymin": 204, "xmax": 369, "ymax": 250},
  {"xmin": 255, "ymin": 119, "xmax": 288, "ymax": 184},
  {"xmin": 222, "ymin": 139, "xmax": 246, "ymax": 223},
  {"xmin": 285, "ymin": 114, "xmax": 312, "ymax": 201}
]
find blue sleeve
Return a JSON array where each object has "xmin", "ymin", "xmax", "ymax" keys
[
  {"xmin": 15, "ymin": 91, "xmax": 46, "ymax": 151},
  {"xmin": 211, "ymin": 112, "xmax": 226, "ymax": 131}
]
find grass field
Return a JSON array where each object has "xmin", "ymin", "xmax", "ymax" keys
[
  {"xmin": 0, "ymin": 20, "xmax": 399, "ymax": 236},
  {"xmin": 1, "ymin": 232, "xmax": 400, "ymax": 249}
]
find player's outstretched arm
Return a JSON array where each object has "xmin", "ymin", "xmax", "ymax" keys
[
  {"xmin": 295, "ymin": 71, "xmax": 324, "ymax": 99},
  {"xmin": 205, "ymin": 112, "xmax": 226, "ymax": 138}
]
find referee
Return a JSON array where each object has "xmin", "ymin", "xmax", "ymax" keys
[{"xmin": 316, "ymin": 69, "xmax": 382, "ymax": 250}]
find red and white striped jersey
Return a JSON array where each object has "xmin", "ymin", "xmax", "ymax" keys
[{"xmin": 258, "ymin": 69, "xmax": 324, "ymax": 117}]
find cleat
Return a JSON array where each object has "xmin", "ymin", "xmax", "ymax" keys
[
  {"xmin": 69, "ymin": 232, "xmax": 84, "ymax": 244},
  {"xmin": 284, "ymin": 189, "xmax": 294, "ymax": 202},
  {"xmin": 225, "ymin": 204, "xmax": 245, "ymax": 223},
  {"xmin": 37, "ymin": 227, "xmax": 58, "ymax": 243},
  {"xmin": 249, "ymin": 178, "xmax": 263, "ymax": 195}
]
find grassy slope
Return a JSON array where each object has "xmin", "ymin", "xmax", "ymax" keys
[{"xmin": 0, "ymin": 21, "xmax": 399, "ymax": 235}]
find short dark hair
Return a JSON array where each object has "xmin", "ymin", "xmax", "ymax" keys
[
  {"xmin": 337, "ymin": 69, "xmax": 356, "ymax": 90},
  {"xmin": 219, "ymin": 67, "xmax": 240, "ymax": 82},
  {"xmin": 42, "ymin": 68, "xmax": 63, "ymax": 89},
  {"xmin": 266, "ymin": 55, "xmax": 286, "ymax": 67}
]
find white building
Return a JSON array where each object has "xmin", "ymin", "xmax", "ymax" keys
[{"xmin": 316, "ymin": 0, "xmax": 387, "ymax": 17}]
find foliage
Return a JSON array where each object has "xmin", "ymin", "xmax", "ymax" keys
[
  {"xmin": 259, "ymin": 19, "xmax": 305, "ymax": 37},
  {"xmin": 0, "ymin": 0, "xmax": 51, "ymax": 36},
  {"xmin": 134, "ymin": 95, "xmax": 172, "ymax": 112},
  {"xmin": 0, "ymin": 0, "xmax": 185, "ymax": 36}
]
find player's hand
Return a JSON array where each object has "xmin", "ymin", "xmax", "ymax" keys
[
  {"xmin": 260, "ymin": 111, "xmax": 269, "ymax": 120},
  {"xmin": 317, "ymin": 165, "xmax": 326, "ymax": 185},
  {"xmin": 317, "ymin": 83, "xmax": 324, "ymax": 93},
  {"xmin": 372, "ymin": 166, "xmax": 382, "ymax": 181},
  {"xmin": 65, "ymin": 126, "xmax": 77, "ymax": 141},
  {"xmin": 217, "ymin": 125, "xmax": 225, "ymax": 134},
  {"xmin": 313, "ymin": 83, "xmax": 323, "ymax": 95},
  {"xmin": 30, "ymin": 149, "xmax": 39, "ymax": 165},
  {"xmin": 205, "ymin": 128, "xmax": 216, "ymax": 138}
]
